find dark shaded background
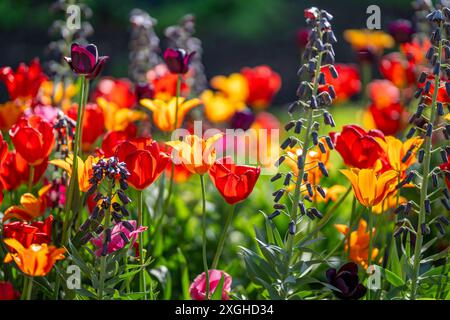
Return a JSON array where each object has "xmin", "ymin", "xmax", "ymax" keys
[{"xmin": 0, "ymin": 0, "xmax": 413, "ymax": 104}]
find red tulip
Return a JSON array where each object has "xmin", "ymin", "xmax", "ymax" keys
[
  {"xmin": 115, "ymin": 137, "xmax": 170, "ymax": 190},
  {"xmin": 92, "ymin": 77, "xmax": 137, "ymax": 108},
  {"xmin": 3, "ymin": 215, "xmax": 53, "ymax": 249},
  {"xmin": 319, "ymin": 64, "xmax": 361, "ymax": 103},
  {"xmin": 0, "ymin": 281, "xmax": 20, "ymax": 300},
  {"xmin": 379, "ymin": 53, "xmax": 415, "ymax": 88},
  {"xmin": 146, "ymin": 64, "xmax": 190, "ymax": 100},
  {"xmin": 100, "ymin": 129, "xmax": 137, "ymax": 158},
  {"xmin": 67, "ymin": 103, "xmax": 105, "ymax": 151},
  {"xmin": 330, "ymin": 125, "xmax": 386, "ymax": 169},
  {"xmin": 0, "ymin": 151, "xmax": 48, "ymax": 190},
  {"xmin": 209, "ymin": 157, "xmax": 260, "ymax": 205},
  {"xmin": 367, "ymin": 80, "xmax": 400, "ymax": 109},
  {"xmin": 9, "ymin": 115, "xmax": 55, "ymax": 165},
  {"xmin": 0, "ymin": 58, "xmax": 47, "ymax": 101},
  {"xmin": 241, "ymin": 65, "xmax": 281, "ymax": 109},
  {"xmin": 439, "ymin": 161, "xmax": 450, "ymax": 190},
  {"xmin": 369, "ymin": 102, "xmax": 406, "ymax": 136}
]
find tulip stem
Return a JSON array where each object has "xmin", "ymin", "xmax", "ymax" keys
[
  {"xmin": 137, "ymin": 190, "xmax": 148, "ymax": 299},
  {"xmin": 367, "ymin": 206, "xmax": 374, "ymax": 300},
  {"xmin": 163, "ymin": 75, "xmax": 182, "ymax": 213},
  {"xmin": 62, "ymin": 75, "xmax": 89, "ymax": 247},
  {"xmin": 211, "ymin": 204, "xmax": 236, "ymax": 269},
  {"xmin": 21, "ymin": 276, "xmax": 33, "ymax": 300},
  {"xmin": 411, "ymin": 24, "xmax": 443, "ymax": 300},
  {"xmin": 27, "ymin": 165, "xmax": 34, "ymax": 193},
  {"xmin": 199, "ymin": 174, "xmax": 210, "ymax": 299},
  {"xmin": 347, "ymin": 196, "xmax": 357, "ymax": 259},
  {"xmin": 98, "ymin": 179, "xmax": 113, "ymax": 300}
]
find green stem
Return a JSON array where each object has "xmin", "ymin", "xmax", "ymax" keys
[
  {"xmin": 27, "ymin": 165, "xmax": 35, "ymax": 193},
  {"xmin": 284, "ymin": 37, "xmax": 324, "ymax": 280},
  {"xmin": 62, "ymin": 75, "xmax": 89, "ymax": 247},
  {"xmin": 347, "ymin": 196, "xmax": 357, "ymax": 259},
  {"xmin": 410, "ymin": 25, "xmax": 443, "ymax": 300},
  {"xmin": 98, "ymin": 180, "xmax": 113, "ymax": 300},
  {"xmin": 199, "ymin": 174, "xmax": 210, "ymax": 299},
  {"xmin": 367, "ymin": 206, "xmax": 374, "ymax": 300},
  {"xmin": 137, "ymin": 190, "xmax": 148, "ymax": 299},
  {"xmin": 163, "ymin": 75, "xmax": 182, "ymax": 212},
  {"xmin": 21, "ymin": 276, "xmax": 33, "ymax": 300},
  {"xmin": 211, "ymin": 204, "xmax": 236, "ymax": 269}
]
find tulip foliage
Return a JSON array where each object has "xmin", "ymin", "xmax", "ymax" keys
[{"xmin": 0, "ymin": 2, "xmax": 448, "ymax": 302}]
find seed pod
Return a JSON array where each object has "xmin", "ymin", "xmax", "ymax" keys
[
  {"xmin": 101, "ymin": 243, "xmax": 108, "ymax": 256},
  {"xmin": 394, "ymin": 204, "xmax": 406, "ymax": 215},
  {"xmin": 283, "ymin": 173, "xmax": 292, "ymax": 186},
  {"xmin": 424, "ymin": 81, "xmax": 432, "ymax": 94},
  {"xmin": 433, "ymin": 62, "xmax": 440, "ymax": 76},
  {"xmin": 271, "ymin": 173, "xmax": 282, "ymax": 182},
  {"xmin": 274, "ymin": 189, "xmax": 285, "ymax": 202},
  {"xmin": 440, "ymin": 149, "xmax": 449, "ymax": 163},
  {"xmin": 289, "ymin": 138, "xmax": 297, "ymax": 148},
  {"xmin": 414, "ymin": 88, "xmax": 423, "ymax": 99},
  {"xmin": 119, "ymin": 232, "xmax": 129, "ymax": 243},
  {"xmin": 316, "ymin": 185, "xmax": 326, "ymax": 198},
  {"xmin": 304, "ymin": 195, "xmax": 312, "ymax": 202},
  {"xmin": 325, "ymin": 136, "xmax": 334, "ymax": 149},
  {"xmin": 285, "ymin": 121, "xmax": 295, "ymax": 131},
  {"xmin": 426, "ymin": 47, "xmax": 434, "ymax": 60},
  {"xmin": 426, "ymin": 123, "xmax": 433, "ymax": 137},
  {"xmin": 432, "ymin": 173, "xmax": 438, "ymax": 187},
  {"xmin": 120, "ymin": 206, "xmax": 130, "ymax": 216},
  {"xmin": 329, "ymin": 65, "xmax": 338, "ymax": 78},
  {"xmin": 437, "ymin": 102, "xmax": 444, "ymax": 116},
  {"xmin": 268, "ymin": 210, "xmax": 281, "ymax": 220},
  {"xmin": 294, "ymin": 120, "xmax": 303, "ymax": 134},
  {"xmin": 328, "ymin": 85, "xmax": 336, "ymax": 99},
  {"xmin": 441, "ymin": 197, "xmax": 450, "ymax": 210},
  {"xmin": 275, "ymin": 156, "xmax": 286, "ymax": 167},
  {"xmin": 306, "ymin": 210, "xmax": 315, "ymax": 220},
  {"xmin": 446, "ymin": 82, "xmax": 450, "ymax": 98},
  {"xmin": 80, "ymin": 232, "xmax": 93, "ymax": 245},
  {"xmin": 281, "ymin": 137, "xmax": 292, "ymax": 150},
  {"xmin": 306, "ymin": 183, "xmax": 313, "ymax": 197},
  {"xmin": 303, "ymin": 172, "xmax": 308, "ymax": 182},
  {"xmin": 418, "ymin": 149, "xmax": 425, "ymax": 163},
  {"xmin": 122, "ymin": 221, "xmax": 135, "ymax": 232},
  {"xmin": 438, "ymin": 215, "xmax": 450, "ymax": 226},
  {"xmin": 443, "ymin": 189, "xmax": 449, "ymax": 199},
  {"xmin": 393, "ymin": 227, "xmax": 404, "ymax": 239},
  {"xmin": 318, "ymin": 72, "xmax": 325, "ymax": 85},
  {"xmin": 318, "ymin": 142, "xmax": 326, "ymax": 153},
  {"xmin": 117, "ymin": 189, "xmax": 131, "ymax": 205},
  {"xmin": 288, "ymin": 220, "xmax": 296, "ymax": 234},
  {"xmin": 406, "ymin": 127, "xmax": 416, "ymax": 139},
  {"xmin": 297, "ymin": 155, "xmax": 303, "ymax": 169},
  {"xmin": 95, "ymin": 225, "xmax": 104, "ymax": 234},
  {"xmin": 105, "ymin": 229, "xmax": 112, "ymax": 242},
  {"xmin": 425, "ymin": 198, "xmax": 431, "ymax": 214},
  {"xmin": 288, "ymin": 102, "xmax": 298, "ymax": 114},
  {"xmin": 435, "ymin": 222, "xmax": 445, "ymax": 236},
  {"xmin": 418, "ymin": 71, "xmax": 427, "ymax": 83},
  {"xmin": 79, "ymin": 218, "xmax": 92, "ymax": 232},
  {"xmin": 312, "ymin": 131, "xmax": 319, "ymax": 145},
  {"xmin": 421, "ymin": 223, "xmax": 430, "ymax": 235},
  {"xmin": 404, "ymin": 201, "xmax": 413, "ymax": 215},
  {"xmin": 401, "ymin": 150, "xmax": 412, "ymax": 163},
  {"xmin": 310, "ymin": 207, "xmax": 323, "ymax": 219},
  {"xmin": 299, "ymin": 201, "xmax": 306, "ymax": 215},
  {"xmin": 318, "ymin": 162, "xmax": 328, "ymax": 177},
  {"xmin": 310, "ymin": 96, "xmax": 318, "ymax": 108},
  {"xmin": 274, "ymin": 203, "xmax": 286, "ymax": 210}
]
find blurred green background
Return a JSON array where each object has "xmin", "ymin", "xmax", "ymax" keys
[{"xmin": 0, "ymin": 0, "xmax": 413, "ymax": 104}]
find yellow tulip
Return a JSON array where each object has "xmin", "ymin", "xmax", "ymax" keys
[
  {"xmin": 140, "ymin": 97, "xmax": 201, "ymax": 132},
  {"xmin": 201, "ymin": 90, "xmax": 245, "ymax": 123},
  {"xmin": 50, "ymin": 154, "xmax": 98, "ymax": 192},
  {"xmin": 344, "ymin": 29, "xmax": 394, "ymax": 53},
  {"xmin": 210, "ymin": 73, "xmax": 248, "ymax": 103},
  {"xmin": 375, "ymin": 136, "xmax": 423, "ymax": 175},
  {"xmin": 97, "ymin": 97, "xmax": 147, "ymax": 131},
  {"xmin": 39, "ymin": 80, "xmax": 77, "ymax": 111},
  {"xmin": 166, "ymin": 133, "xmax": 223, "ymax": 175},
  {"xmin": 341, "ymin": 168, "xmax": 398, "ymax": 207}
]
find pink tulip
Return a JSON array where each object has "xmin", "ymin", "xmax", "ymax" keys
[
  {"xmin": 189, "ymin": 269, "xmax": 232, "ymax": 300},
  {"xmin": 91, "ymin": 220, "xmax": 147, "ymax": 257}
]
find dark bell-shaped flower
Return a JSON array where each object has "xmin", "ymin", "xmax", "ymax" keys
[
  {"xmin": 65, "ymin": 43, "xmax": 109, "ymax": 79},
  {"xmin": 230, "ymin": 108, "xmax": 256, "ymax": 131},
  {"xmin": 326, "ymin": 262, "xmax": 367, "ymax": 300},
  {"xmin": 135, "ymin": 82, "xmax": 154, "ymax": 100},
  {"xmin": 163, "ymin": 48, "xmax": 195, "ymax": 74},
  {"xmin": 388, "ymin": 19, "xmax": 414, "ymax": 43}
]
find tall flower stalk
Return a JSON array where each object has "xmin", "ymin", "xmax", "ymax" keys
[
  {"xmin": 270, "ymin": 7, "xmax": 339, "ymax": 297},
  {"xmin": 408, "ymin": 7, "xmax": 450, "ymax": 300}
]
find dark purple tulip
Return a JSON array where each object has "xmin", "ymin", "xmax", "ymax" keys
[
  {"xmin": 135, "ymin": 82, "xmax": 154, "ymax": 100},
  {"xmin": 388, "ymin": 19, "xmax": 414, "ymax": 43},
  {"xmin": 65, "ymin": 43, "xmax": 109, "ymax": 79},
  {"xmin": 163, "ymin": 48, "xmax": 195, "ymax": 74},
  {"xmin": 231, "ymin": 109, "xmax": 256, "ymax": 131},
  {"xmin": 326, "ymin": 262, "xmax": 367, "ymax": 300}
]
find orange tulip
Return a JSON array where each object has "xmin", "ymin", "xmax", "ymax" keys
[
  {"xmin": 0, "ymin": 101, "xmax": 27, "ymax": 131},
  {"xmin": 3, "ymin": 185, "xmax": 52, "ymax": 222},
  {"xmin": 3, "ymin": 238, "xmax": 65, "ymax": 277},
  {"xmin": 140, "ymin": 97, "xmax": 201, "ymax": 132},
  {"xmin": 335, "ymin": 219, "xmax": 379, "ymax": 269},
  {"xmin": 97, "ymin": 97, "xmax": 147, "ymax": 132},
  {"xmin": 375, "ymin": 136, "xmax": 423, "ymax": 177},
  {"xmin": 340, "ymin": 168, "xmax": 397, "ymax": 208},
  {"xmin": 166, "ymin": 134, "xmax": 223, "ymax": 175},
  {"xmin": 49, "ymin": 155, "xmax": 97, "ymax": 192}
]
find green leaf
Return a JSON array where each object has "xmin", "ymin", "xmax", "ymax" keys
[
  {"xmin": 380, "ymin": 266, "xmax": 405, "ymax": 287},
  {"xmin": 177, "ymin": 248, "xmax": 190, "ymax": 300},
  {"xmin": 211, "ymin": 274, "xmax": 225, "ymax": 300}
]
